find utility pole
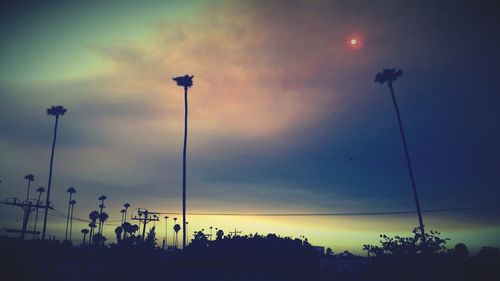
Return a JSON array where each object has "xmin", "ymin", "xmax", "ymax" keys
[
  {"xmin": 1, "ymin": 197, "xmax": 53, "ymax": 238},
  {"xmin": 131, "ymin": 208, "xmax": 160, "ymax": 241}
]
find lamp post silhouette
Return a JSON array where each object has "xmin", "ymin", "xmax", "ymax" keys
[
  {"xmin": 374, "ymin": 68, "xmax": 425, "ymax": 239},
  {"xmin": 65, "ymin": 187, "xmax": 76, "ymax": 240},
  {"xmin": 42, "ymin": 105, "xmax": 67, "ymax": 239},
  {"xmin": 172, "ymin": 74, "xmax": 193, "ymax": 249}
]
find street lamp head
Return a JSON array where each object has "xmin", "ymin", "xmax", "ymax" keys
[{"xmin": 173, "ymin": 75, "xmax": 194, "ymax": 88}]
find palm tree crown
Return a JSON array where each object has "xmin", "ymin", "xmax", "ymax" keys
[
  {"xmin": 99, "ymin": 212, "xmax": 109, "ymax": 223},
  {"xmin": 36, "ymin": 186, "xmax": 45, "ymax": 193},
  {"xmin": 374, "ymin": 68, "xmax": 403, "ymax": 84},
  {"xmin": 173, "ymin": 75, "xmax": 194, "ymax": 88},
  {"xmin": 46, "ymin": 105, "xmax": 67, "ymax": 117},
  {"xmin": 89, "ymin": 210, "xmax": 100, "ymax": 222},
  {"xmin": 24, "ymin": 174, "xmax": 35, "ymax": 181},
  {"xmin": 70, "ymin": 199, "xmax": 76, "ymax": 206},
  {"xmin": 124, "ymin": 203, "xmax": 130, "ymax": 209},
  {"xmin": 67, "ymin": 187, "xmax": 76, "ymax": 194},
  {"xmin": 81, "ymin": 229, "xmax": 89, "ymax": 234}
]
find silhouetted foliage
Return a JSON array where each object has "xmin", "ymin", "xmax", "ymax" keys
[{"xmin": 363, "ymin": 227, "xmax": 448, "ymax": 257}]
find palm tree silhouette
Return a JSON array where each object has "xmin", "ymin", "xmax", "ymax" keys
[
  {"xmin": 32, "ymin": 186, "xmax": 45, "ymax": 238},
  {"xmin": 98, "ymin": 195, "xmax": 107, "ymax": 234},
  {"xmin": 164, "ymin": 216, "xmax": 169, "ymax": 249},
  {"xmin": 24, "ymin": 174, "xmax": 35, "ymax": 203},
  {"xmin": 115, "ymin": 226, "xmax": 123, "ymax": 242},
  {"xmin": 375, "ymin": 68, "xmax": 425, "ymax": 238},
  {"xmin": 81, "ymin": 228, "xmax": 89, "ymax": 245},
  {"xmin": 65, "ymin": 187, "xmax": 76, "ymax": 240},
  {"xmin": 173, "ymin": 74, "xmax": 194, "ymax": 249},
  {"xmin": 123, "ymin": 203, "xmax": 130, "ymax": 223},
  {"xmin": 98, "ymin": 211, "xmax": 109, "ymax": 236},
  {"xmin": 120, "ymin": 209, "xmax": 126, "ymax": 224},
  {"xmin": 69, "ymin": 199, "xmax": 76, "ymax": 241},
  {"xmin": 88, "ymin": 210, "xmax": 99, "ymax": 245},
  {"xmin": 42, "ymin": 105, "xmax": 67, "ymax": 239},
  {"xmin": 216, "ymin": 229, "xmax": 224, "ymax": 240},
  {"xmin": 173, "ymin": 223, "xmax": 181, "ymax": 249}
]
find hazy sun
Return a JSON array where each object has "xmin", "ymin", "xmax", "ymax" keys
[{"xmin": 347, "ymin": 36, "xmax": 361, "ymax": 49}]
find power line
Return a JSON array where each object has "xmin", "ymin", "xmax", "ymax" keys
[{"xmin": 155, "ymin": 205, "xmax": 500, "ymax": 217}]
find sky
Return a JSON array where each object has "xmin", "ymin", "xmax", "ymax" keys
[{"xmin": 1, "ymin": 0, "xmax": 499, "ymax": 253}]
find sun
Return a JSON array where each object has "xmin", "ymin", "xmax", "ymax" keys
[{"xmin": 347, "ymin": 36, "xmax": 361, "ymax": 49}]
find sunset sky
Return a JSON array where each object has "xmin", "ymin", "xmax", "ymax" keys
[{"xmin": 1, "ymin": 0, "xmax": 499, "ymax": 253}]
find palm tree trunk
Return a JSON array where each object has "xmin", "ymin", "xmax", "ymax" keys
[
  {"xmin": 182, "ymin": 86, "xmax": 188, "ymax": 249},
  {"xmin": 90, "ymin": 226, "xmax": 94, "ymax": 245},
  {"xmin": 388, "ymin": 82, "xmax": 425, "ymax": 238},
  {"xmin": 83, "ymin": 233, "xmax": 87, "ymax": 245},
  {"xmin": 42, "ymin": 115, "xmax": 59, "ymax": 239},
  {"xmin": 24, "ymin": 180, "xmax": 31, "ymax": 237},
  {"xmin": 33, "ymin": 193, "xmax": 42, "ymax": 238},
  {"xmin": 25, "ymin": 180, "xmax": 31, "ymax": 203},
  {"xmin": 69, "ymin": 204, "xmax": 74, "ymax": 241},
  {"xmin": 65, "ymin": 193, "xmax": 72, "ymax": 240}
]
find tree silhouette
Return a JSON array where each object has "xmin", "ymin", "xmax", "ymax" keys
[
  {"xmin": 88, "ymin": 210, "xmax": 99, "ymax": 245},
  {"xmin": 69, "ymin": 199, "xmax": 76, "ymax": 241},
  {"xmin": 375, "ymin": 68, "xmax": 425, "ymax": 238},
  {"xmin": 42, "ymin": 105, "xmax": 67, "ymax": 239},
  {"xmin": 173, "ymin": 223, "xmax": 181, "ymax": 249},
  {"xmin": 123, "ymin": 203, "xmax": 130, "ymax": 223},
  {"xmin": 173, "ymin": 74, "xmax": 194, "ymax": 249},
  {"xmin": 216, "ymin": 229, "xmax": 224, "ymax": 240},
  {"xmin": 115, "ymin": 226, "xmax": 123, "ymax": 242},
  {"xmin": 32, "ymin": 186, "xmax": 45, "ymax": 238},
  {"xmin": 98, "ymin": 212, "xmax": 109, "ymax": 236},
  {"xmin": 120, "ymin": 209, "xmax": 126, "ymax": 224},
  {"xmin": 98, "ymin": 195, "xmax": 107, "ymax": 234},
  {"xmin": 23, "ymin": 174, "xmax": 35, "ymax": 235},
  {"xmin": 121, "ymin": 222, "xmax": 132, "ymax": 239},
  {"xmin": 81, "ymin": 228, "xmax": 89, "ymax": 245},
  {"xmin": 363, "ymin": 227, "xmax": 448, "ymax": 257},
  {"xmin": 24, "ymin": 174, "xmax": 35, "ymax": 203},
  {"xmin": 65, "ymin": 187, "xmax": 76, "ymax": 240}
]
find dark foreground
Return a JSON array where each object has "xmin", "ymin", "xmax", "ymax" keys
[{"xmin": 1, "ymin": 233, "xmax": 499, "ymax": 281}]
